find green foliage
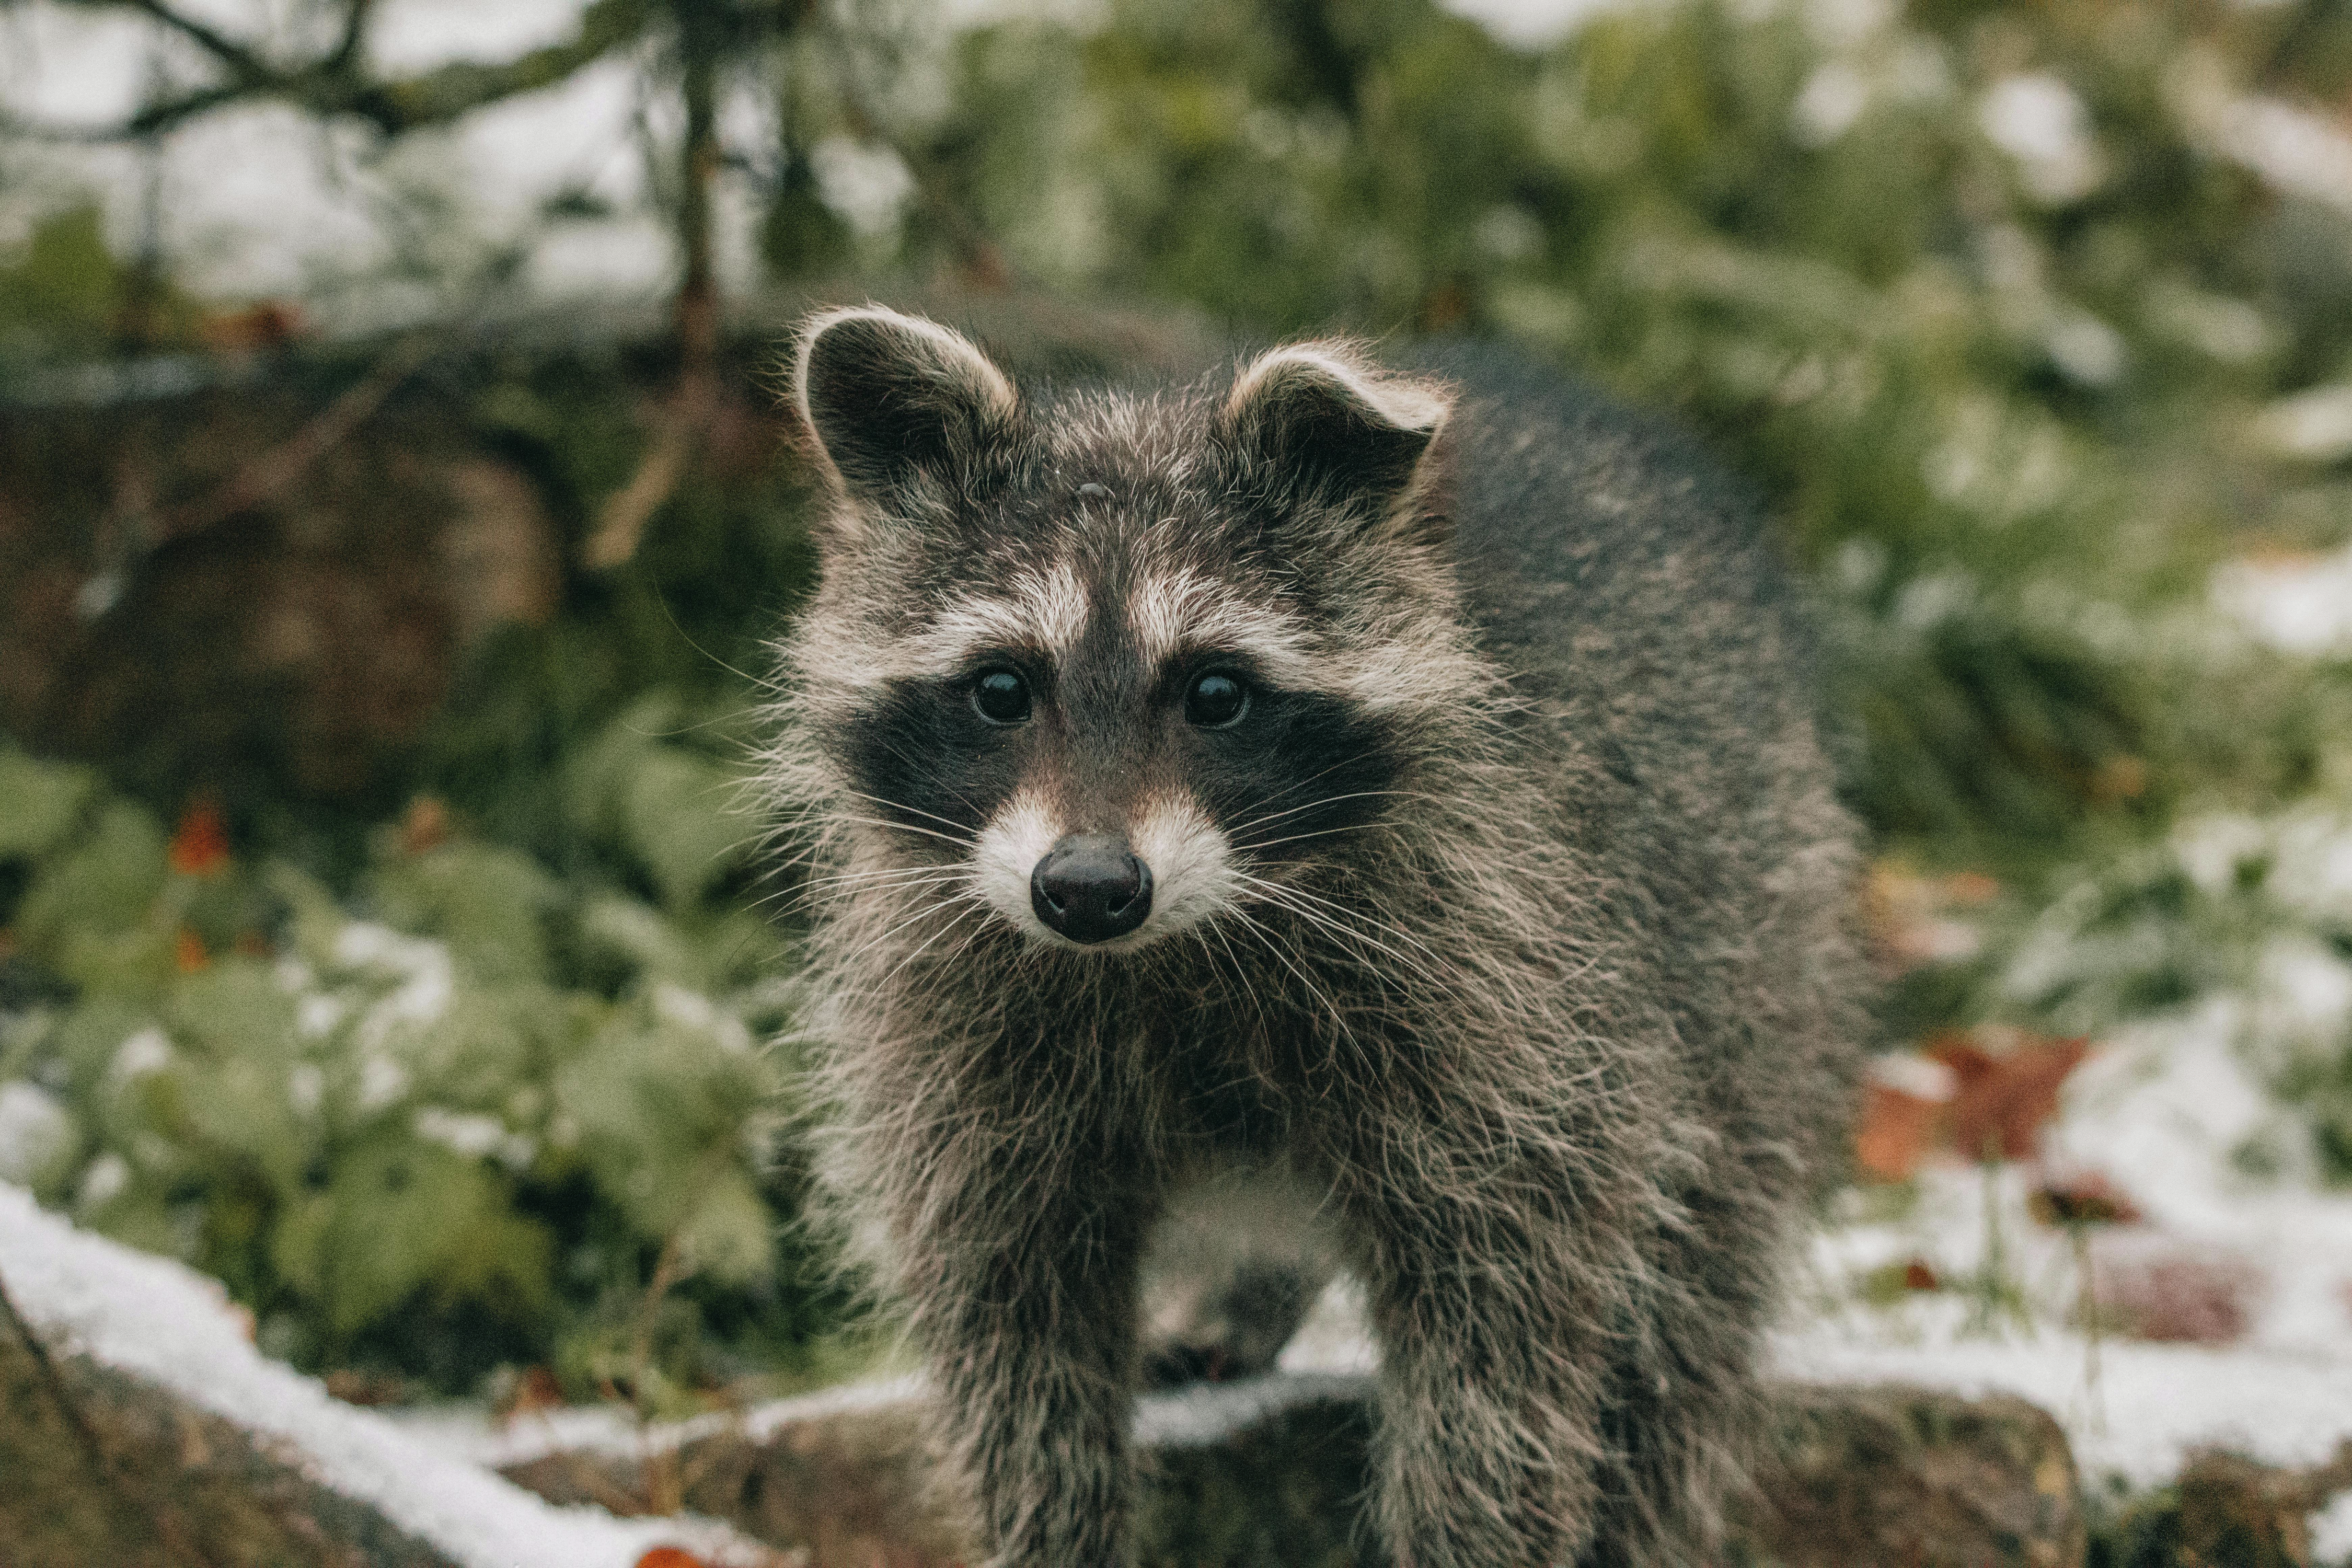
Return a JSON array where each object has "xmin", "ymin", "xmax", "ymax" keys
[
  {"xmin": 0, "ymin": 734, "xmax": 831, "ymax": 1400},
  {"xmin": 0, "ymin": 205, "xmax": 209, "ymax": 362}
]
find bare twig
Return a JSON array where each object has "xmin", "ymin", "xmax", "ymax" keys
[
  {"xmin": 170, "ymin": 330, "xmax": 439, "ymax": 538},
  {"xmin": 583, "ymin": 0, "xmax": 728, "ymax": 572},
  {"xmin": 627, "ymin": 1227, "xmax": 695, "ymax": 1514},
  {"xmin": 78, "ymin": 0, "xmax": 272, "ymax": 80},
  {"xmin": 34, "ymin": 0, "xmax": 654, "ymax": 143},
  {"xmin": 584, "ymin": 387, "xmax": 711, "ymax": 571},
  {"xmin": 67, "ymin": 329, "xmax": 439, "ymax": 627}
]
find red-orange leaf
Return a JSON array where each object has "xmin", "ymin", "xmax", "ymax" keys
[
  {"xmin": 174, "ymin": 929, "xmax": 211, "ymax": 974},
  {"xmin": 1928, "ymin": 1031, "xmax": 2090, "ymax": 1165},
  {"xmin": 634, "ymin": 1550, "xmax": 712, "ymax": 1568},
  {"xmin": 168, "ymin": 800, "xmax": 232, "ymax": 877}
]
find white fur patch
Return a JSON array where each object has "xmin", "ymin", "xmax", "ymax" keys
[
  {"xmin": 1128, "ymin": 791, "xmax": 1240, "ymax": 941},
  {"xmin": 972, "ymin": 789, "xmax": 1063, "ymax": 936},
  {"xmin": 917, "ymin": 564, "xmax": 1089, "ymax": 670},
  {"xmin": 1126, "ymin": 570, "xmax": 1318, "ymax": 686},
  {"xmin": 831, "ymin": 563, "xmax": 1091, "ymax": 687}
]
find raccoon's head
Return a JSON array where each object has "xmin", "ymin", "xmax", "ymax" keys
[{"xmin": 782, "ymin": 305, "xmax": 1480, "ymax": 955}]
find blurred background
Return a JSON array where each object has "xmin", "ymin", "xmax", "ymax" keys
[{"xmin": 5, "ymin": 0, "xmax": 2352, "ymax": 1496}]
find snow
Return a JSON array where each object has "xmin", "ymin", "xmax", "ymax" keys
[
  {"xmin": 2217, "ymin": 542, "xmax": 2352, "ymax": 657},
  {"xmin": 1790, "ymin": 987, "xmax": 2352, "ymax": 1557},
  {"xmin": 1775, "ymin": 1331, "xmax": 2352, "ymax": 1490},
  {"xmin": 406, "ymin": 1360, "xmax": 1383, "ymax": 1478},
  {"xmin": 0, "ymin": 1080, "xmax": 72, "ymax": 1185},
  {"xmin": 413, "ymin": 1373, "xmax": 932, "ymax": 1470},
  {"xmin": 0, "ymin": 1181, "xmax": 779, "ymax": 1568}
]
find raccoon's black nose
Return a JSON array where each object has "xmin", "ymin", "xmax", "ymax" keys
[{"xmin": 1031, "ymin": 834, "xmax": 1153, "ymax": 943}]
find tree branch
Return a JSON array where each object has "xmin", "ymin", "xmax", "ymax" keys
[
  {"xmin": 327, "ymin": 0, "xmax": 376, "ymax": 72},
  {"xmin": 40, "ymin": 0, "xmax": 654, "ymax": 143}
]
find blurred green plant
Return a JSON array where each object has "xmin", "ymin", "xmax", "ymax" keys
[{"xmin": 0, "ymin": 724, "xmax": 839, "ymax": 1402}]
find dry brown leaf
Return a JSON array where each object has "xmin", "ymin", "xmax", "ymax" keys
[{"xmin": 1929, "ymin": 1031, "xmax": 2090, "ymax": 1164}]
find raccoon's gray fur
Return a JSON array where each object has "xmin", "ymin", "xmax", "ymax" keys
[{"xmin": 765, "ymin": 305, "xmax": 1865, "ymax": 1568}]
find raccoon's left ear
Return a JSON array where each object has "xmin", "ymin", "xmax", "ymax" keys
[{"xmin": 1216, "ymin": 343, "xmax": 1452, "ymax": 543}]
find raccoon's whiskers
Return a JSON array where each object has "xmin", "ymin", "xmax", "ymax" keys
[
  {"xmin": 1244, "ymin": 897, "xmax": 1454, "ymax": 1005},
  {"xmin": 1231, "ymin": 821, "xmax": 1412, "ymax": 855},
  {"xmin": 1219, "ymin": 748, "xmax": 1392, "ymax": 828},
  {"xmin": 769, "ymin": 868, "xmax": 973, "ymax": 919},
  {"xmin": 831, "ymin": 886, "xmax": 989, "ymax": 982},
  {"xmin": 820, "ymin": 813, "xmax": 979, "ymax": 851},
  {"xmin": 1230, "ymin": 869, "xmax": 1449, "ymax": 974},
  {"xmin": 785, "ymin": 863, "xmax": 971, "ymax": 898},
  {"xmin": 870, "ymin": 896, "xmax": 993, "ymax": 1000},
  {"xmin": 1229, "ymin": 788, "xmax": 1460, "ymax": 838},
  {"xmin": 1191, "ymin": 923, "xmax": 1271, "ymax": 1037},
  {"xmin": 836, "ymin": 783, "xmax": 986, "ymax": 840},
  {"xmin": 1223, "ymin": 906, "xmax": 1357, "ymax": 1051}
]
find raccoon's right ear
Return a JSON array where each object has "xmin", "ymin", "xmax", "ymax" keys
[{"xmin": 791, "ymin": 305, "xmax": 1022, "ymax": 531}]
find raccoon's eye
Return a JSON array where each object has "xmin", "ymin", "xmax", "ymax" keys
[
  {"xmin": 1184, "ymin": 671, "xmax": 1249, "ymax": 729},
  {"xmin": 972, "ymin": 668, "xmax": 1032, "ymax": 725}
]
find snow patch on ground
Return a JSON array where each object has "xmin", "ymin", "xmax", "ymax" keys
[{"xmin": 0, "ymin": 1181, "xmax": 776, "ymax": 1568}]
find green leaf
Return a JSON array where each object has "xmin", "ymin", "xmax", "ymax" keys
[
  {"xmin": 0, "ymin": 746, "xmax": 99, "ymax": 863},
  {"xmin": 18, "ymin": 800, "xmax": 169, "ymax": 951},
  {"xmin": 271, "ymin": 1135, "xmax": 554, "ymax": 1345},
  {"xmin": 368, "ymin": 839, "xmax": 559, "ymax": 986}
]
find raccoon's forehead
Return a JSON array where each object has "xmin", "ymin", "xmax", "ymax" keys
[{"xmin": 860, "ymin": 524, "xmax": 1317, "ymax": 689}]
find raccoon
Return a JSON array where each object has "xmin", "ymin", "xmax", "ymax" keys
[{"xmin": 767, "ymin": 305, "xmax": 1865, "ymax": 1568}]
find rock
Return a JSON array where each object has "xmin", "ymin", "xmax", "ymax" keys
[
  {"xmin": 2089, "ymin": 1442, "xmax": 2352, "ymax": 1568},
  {"xmin": 496, "ymin": 1373, "xmax": 2087, "ymax": 1568},
  {"xmin": 0, "ymin": 1274, "xmax": 465, "ymax": 1568},
  {"xmin": 1738, "ymin": 1383, "xmax": 2084, "ymax": 1568},
  {"xmin": 0, "ymin": 1181, "xmax": 792, "ymax": 1568},
  {"xmin": 501, "ymin": 1385, "xmax": 960, "ymax": 1568}
]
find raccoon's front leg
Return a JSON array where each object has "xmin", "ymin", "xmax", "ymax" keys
[
  {"xmin": 905, "ymin": 1153, "xmax": 1156, "ymax": 1568},
  {"xmin": 1344, "ymin": 1152, "xmax": 1635, "ymax": 1568}
]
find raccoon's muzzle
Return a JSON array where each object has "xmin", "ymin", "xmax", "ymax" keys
[{"xmin": 1030, "ymin": 833, "xmax": 1154, "ymax": 943}]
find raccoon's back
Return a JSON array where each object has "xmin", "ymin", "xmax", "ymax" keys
[
  {"xmin": 1415, "ymin": 341, "xmax": 1862, "ymax": 1138},
  {"xmin": 1412, "ymin": 342, "xmax": 1816, "ymax": 758}
]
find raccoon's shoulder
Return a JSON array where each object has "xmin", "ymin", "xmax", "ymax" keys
[{"xmin": 1401, "ymin": 339, "xmax": 1809, "ymax": 691}]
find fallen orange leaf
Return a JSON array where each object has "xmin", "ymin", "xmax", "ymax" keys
[
  {"xmin": 1928, "ymin": 1031, "xmax": 2090, "ymax": 1164},
  {"xmin": 635, "ymin": 1550, "xmax": 711, "ymax": 1568}
]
